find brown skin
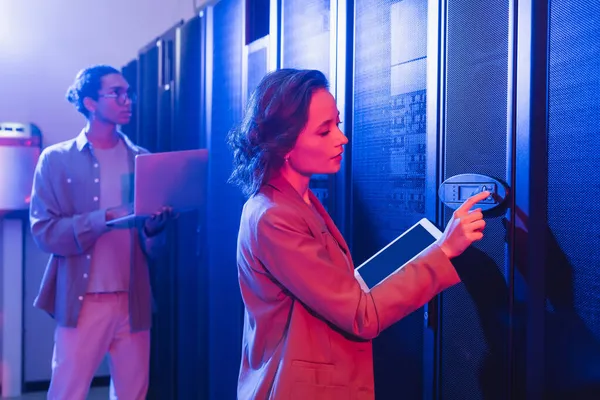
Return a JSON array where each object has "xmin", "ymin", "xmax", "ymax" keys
[
  {"xmin": 279, "ymin": 88, "xmax": 489, "ymax": 260},
  {"xmin": 83, "ymin": 73, "xmax": 172, "ymax": 236},
  {"xmin": 82, "ymin": 73, "xmax": 133, "ymax": 149}
]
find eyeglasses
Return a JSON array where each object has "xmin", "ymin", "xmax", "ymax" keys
[{"xmin": 99, "ymin": 90, "xmax": 137, "ymax": 105}]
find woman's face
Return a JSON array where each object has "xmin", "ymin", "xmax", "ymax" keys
[{"xmin": 285, "ymin": 89, "xmax": 348, "ymax": 176}]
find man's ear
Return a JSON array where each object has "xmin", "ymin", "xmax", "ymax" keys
[{"xmin": 83, "ymin": 97, "xmax": 97, "ymax": 115}]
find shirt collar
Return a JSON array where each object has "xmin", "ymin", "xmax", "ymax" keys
[{"xmin": 75, "ymin": 128, "xmax": 142, "ymax": 154}]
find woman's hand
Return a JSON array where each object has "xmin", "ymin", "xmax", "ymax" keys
[{"xmin": 436, "ymin": 191, "xmax": 490, "ymax": 259}]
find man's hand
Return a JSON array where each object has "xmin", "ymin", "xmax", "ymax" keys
[{"xmin": 143, "ymin": 206, "xmax": 175, "ymax": 237}]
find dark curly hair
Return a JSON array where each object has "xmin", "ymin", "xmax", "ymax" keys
[
  {"xmin": 227, "ymin": 68, "xmax": 329, "ymax": 197},
  {"xmin": 66, "ymin": 65, "xmax": 120, "ymax": 117}
]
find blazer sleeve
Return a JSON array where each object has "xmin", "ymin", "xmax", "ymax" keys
[{"xmin": 254, "ymin": 206, "xmax": 460, "ymax": 340}]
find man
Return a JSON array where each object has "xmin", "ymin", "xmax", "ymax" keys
[{"xmin": 30, "ymin": 64, "xmax": 172, "ymax": 400}]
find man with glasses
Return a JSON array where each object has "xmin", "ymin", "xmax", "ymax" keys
[{"xmin": 29, "ymin": 65, "xmax": 171, "ymax": 400}]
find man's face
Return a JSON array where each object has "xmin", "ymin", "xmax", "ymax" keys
[{"xmin": 87, "ymin": 73, "xmax": 133, "ymax": 125}]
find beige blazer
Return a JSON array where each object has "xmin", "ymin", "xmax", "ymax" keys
[{"xmin": 236, "ymin": 175, "xmax": 460, "ymax": 399}]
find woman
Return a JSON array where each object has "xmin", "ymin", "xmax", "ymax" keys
[{"xmin": 228, "ymin": 69, "xmax": 488, "ymax": 399}]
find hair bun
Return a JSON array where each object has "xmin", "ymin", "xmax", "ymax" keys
[{"xmin": 66, "ymin": 86, "xmax": 79, "ymax": 105}]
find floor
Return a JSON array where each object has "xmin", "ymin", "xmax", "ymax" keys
[{"xmin": 7, "ymin": 387, "xmax": 109, "ymax": 399}]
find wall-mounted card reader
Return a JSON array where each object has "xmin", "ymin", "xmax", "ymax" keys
[{"xmin": 438, "ymin": 174, "xmax": 509, "ymax": 212}]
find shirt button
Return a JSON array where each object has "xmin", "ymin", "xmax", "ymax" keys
[
  {"xmin": 67, "ymin": 178, "xmax": 72, "ymax": 183},
  {"xmin": 93, "ymin": 196, "xmax": 98, "ymax": 202},
  {"xmin": 86, "ymin": 255, "xmax": 91, "ymax": 260},
  {"xmin": 78, "ymin": 296, "xmax": 83, "ymax": 301},
  {"xmin": 83, "ymin": 273, "xmax": 88, "ymax": 278},
  {"xmin": 94, "ymin": 163, "xmax": 99, "ymax": 168},
  {"xmin": 94, "ymin": 178, "xmax": 99, "ymax": 183}
]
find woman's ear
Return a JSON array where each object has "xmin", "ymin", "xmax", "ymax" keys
[{"xmin": 283, "ymin": 148, "xmax": 294, "ymax": 164}]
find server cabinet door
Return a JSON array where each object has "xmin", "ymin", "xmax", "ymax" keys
[
  {"xmin": 157, "ymin": 23, "xmax": 182, "ymax": 153},
  {"xmin": 351, "ymin": 0, "xmax": 433, "ymax": 398},
  {"xmin": 174, "ymin": 15, "xmax": 205, "ymax": 151},
  {"xmin": 174, "ymin": 15, "xmax": 210, "ymax": 400},
  {"xmin": 242, "ymin": 0, "xmax": 277, "ymax": 102},
  {"xmin": 143, "ymin": 21, "xmax": 185, "ymax": 400},
  {"xmin": 206, "ymin": 1, "xmax": 246, "ymax": 399},
  {"xmin": 436, "ymin": 1, "xmax": 513, "ymax": 399},
  {"xmin": 541, "ymin": 0, "xmax": 600, "ymax": 397}
]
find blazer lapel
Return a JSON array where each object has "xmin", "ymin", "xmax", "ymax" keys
[
  {"xmin": 266, "ymin": 176, "xmax": 325, "ymax": 234},
  {"xmin": 266, "ymin": 176, "xmax": 353, "ymax": 269},
  {"xmin": 308, "ymin": 191, "xmax": 352, "ymax": 260}
]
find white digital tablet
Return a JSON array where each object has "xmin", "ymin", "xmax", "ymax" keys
[{"xmin": 354, "ymin": 218, "xmax": 443, "ymax": 291}]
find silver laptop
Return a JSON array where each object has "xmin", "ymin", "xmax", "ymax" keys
[{"xmin": 106, "ymin": 148, "xmax": 208, "ymax": 227}]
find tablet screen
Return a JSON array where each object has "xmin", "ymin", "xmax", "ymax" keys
[{"xmin": 357, "ymin": 223, "xmax": 438, "ymax": 289}]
